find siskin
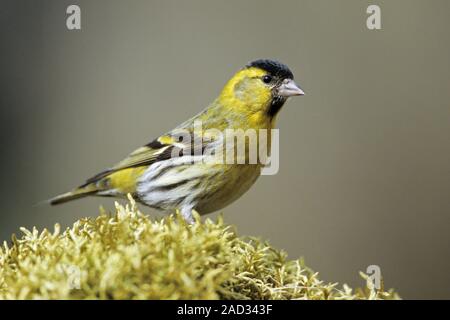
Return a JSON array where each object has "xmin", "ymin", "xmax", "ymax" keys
[{"xmin": 50, "ymin": 59, "xmax": 304, "ymax": 223}]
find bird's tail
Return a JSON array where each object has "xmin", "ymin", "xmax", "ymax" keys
[{"xmin": 48, "ymin": 185, "xmax": 98, "ymax": 205}]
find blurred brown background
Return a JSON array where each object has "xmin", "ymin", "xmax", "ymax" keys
[{"xmin": 1, "ymin": 0, "xmax": 449, "ymax": 299}]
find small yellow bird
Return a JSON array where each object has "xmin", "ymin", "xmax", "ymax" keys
[{"xmin": 50, "ymin": 59, "xmax": 304, "ymax": 223}]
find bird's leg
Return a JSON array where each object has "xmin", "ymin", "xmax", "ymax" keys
[{"xmin": 180, "ymin": 206, "xmax": 195, "ymax": 224}]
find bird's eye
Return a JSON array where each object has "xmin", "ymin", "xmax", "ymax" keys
[{"xmin": 262, "ymin": 75, "xmax": 272, "ymax": 84}]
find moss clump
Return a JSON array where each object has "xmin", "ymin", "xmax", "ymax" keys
[{"xmin": 0, "ymin": 196, "xmax": 399, "ymax": 300}]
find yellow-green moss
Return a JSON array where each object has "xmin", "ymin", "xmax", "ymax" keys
[{"xmin": 0, "ymin": 196, "xmax": 399, "ymax": 300}]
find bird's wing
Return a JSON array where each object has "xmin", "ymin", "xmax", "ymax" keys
[
  {"xmin": 51, "ymin": 134, "xmax": 181, "ymax": 203},
  {"xmin": 50, "ymin": 126, "xmax": 219, "ymax": 205},
  {"xmin": 80, "ymin": 130, "xmax": 208, "ymax": 187},
  {"xmin": 112, "ymin": 140, "xmax": 173, "ymax": 170},
  {"xmin": 79, "ymin": 135, "xmax": 173, "ymax": 186}
]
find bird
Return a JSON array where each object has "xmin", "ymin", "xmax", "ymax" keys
[{"xmin": 49, "ymin": 59, "xmax": 304, "ymax": 223}]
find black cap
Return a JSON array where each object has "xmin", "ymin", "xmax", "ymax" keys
[{"xmin": 246, "ymin": 59, "xmax": 294, "ymax": 80}]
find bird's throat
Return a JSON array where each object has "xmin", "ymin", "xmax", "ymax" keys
[{"xmin": 267, "ymin": 96, "xmax": 286, "ymax": 118}]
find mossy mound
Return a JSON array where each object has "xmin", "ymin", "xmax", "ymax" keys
[{"xmin": 0, "ymin": 196, "xmax": 399, "ymax": 299}]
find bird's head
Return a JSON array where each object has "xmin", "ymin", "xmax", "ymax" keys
[{"xmin": 218, "ymin": 59, "xmax": 304, "ymax": 121}]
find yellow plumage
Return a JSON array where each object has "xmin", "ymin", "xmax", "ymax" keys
[
  {"xmin": 49, "ymin": 59, "xmax": 304, "ymax": 222},
  {"xmin": 107, "ymin": 167, "xmax": 147, "ymax": 194}
]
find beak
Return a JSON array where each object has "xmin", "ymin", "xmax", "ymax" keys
[{"xmin": 278, "ymin": 79, "xmax": 305, "ymax": 97}]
